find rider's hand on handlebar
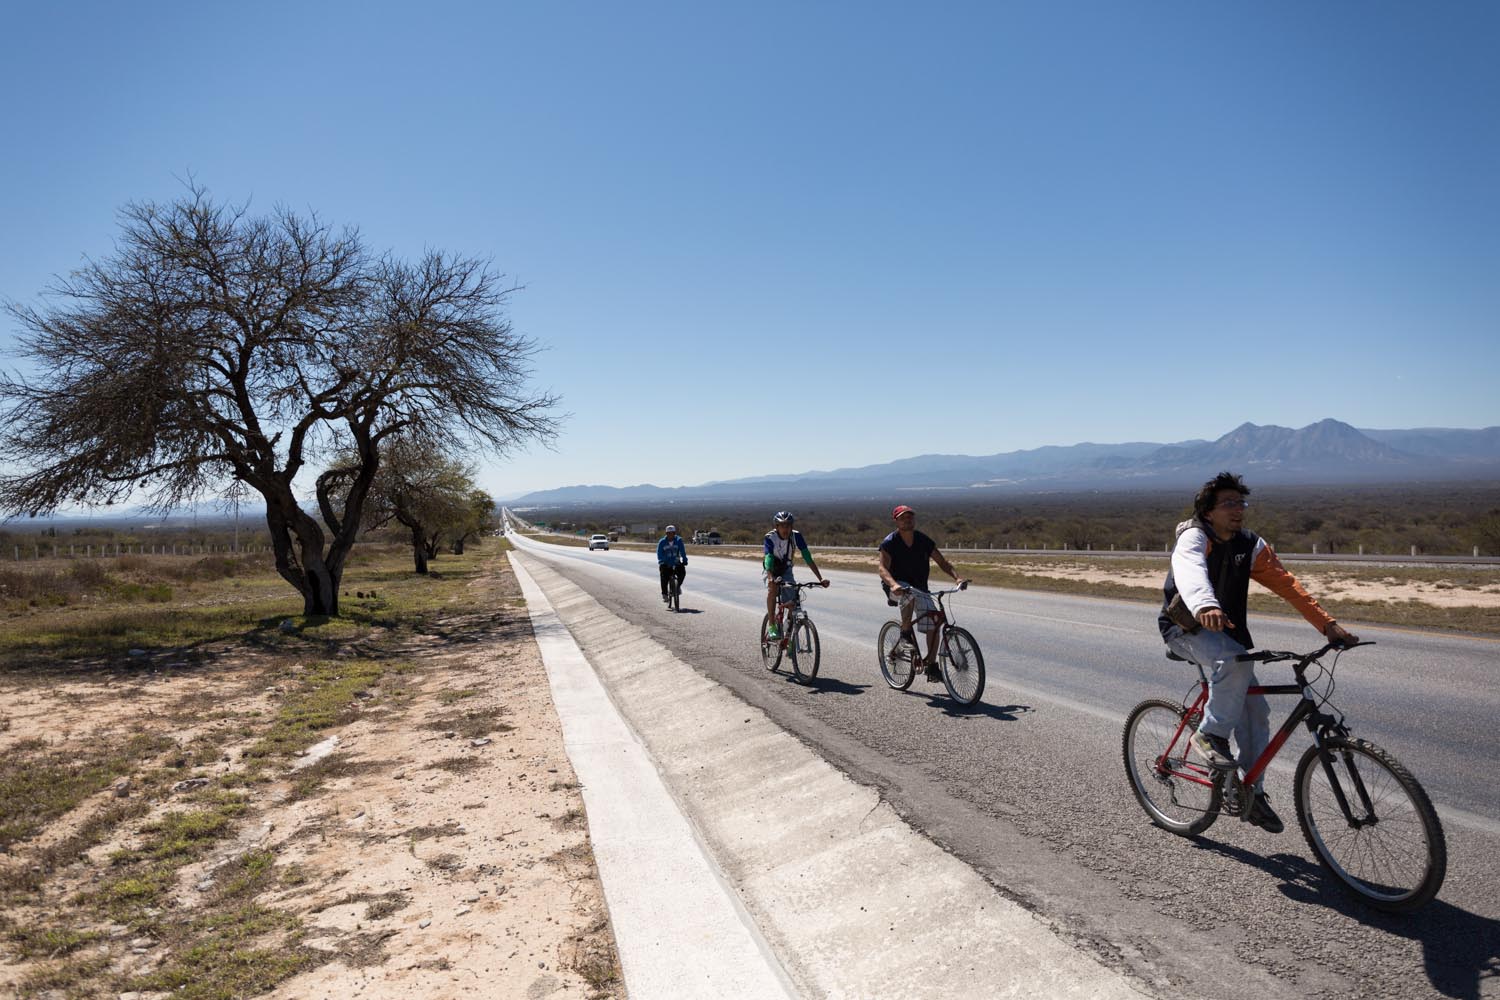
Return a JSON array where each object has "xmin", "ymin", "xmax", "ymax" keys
[
  {"xmin": 819, "ymin": 579, "xmax": 831, "ymax": 588},
  {"xmin": 1197, "ymin": 607, "xmax": 1234, "ymax": 632},
  {"xmin": 957, "ymin": 578, "xmax": 969, "ymax": 591},
  {"xmin": 1325, "ymin": 622, "xmax": 1358, "ymax": 647},
  {"xmin": 891, "ymin": 585, "xmax": 908, "ymax": 597}
]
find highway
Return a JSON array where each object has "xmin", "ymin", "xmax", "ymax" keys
[{"xmin": 510, "ymin": 530, "xmax": 1500, "ymax": 1000}]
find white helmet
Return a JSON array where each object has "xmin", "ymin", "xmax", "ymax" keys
[{"xmin": 665, "ymin": 525, "xmax": 678, "ymax": 533}]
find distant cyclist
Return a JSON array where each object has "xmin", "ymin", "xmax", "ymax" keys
[
  {"xmin": 877, "ymin": 505, "xmax": 967, "ymax": 682},
  {"xmin": 657, "ymin": 525, "xmax": 687, "ymax": 603},
  {"xmin": 764, "ymin": 511, "xmax": 829, "ymax": 638},
  {"xmin": 1160, "ymin": 471, "xmax": 1358, "ymax": 833}
]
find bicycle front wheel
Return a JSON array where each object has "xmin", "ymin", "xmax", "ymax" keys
[
  {"xmin": 760, "ymin": 614, "xmax": 783, "ymax": 672},
  {"xmin": 1294, "ymin": 737, "xmax": 1446, "ymax": 912},
  {"xmin": 670, "ymin": 577, "xmax": 681, "ymax": 612},
  {"xmin": 1122, "ymin": 699, "xmax": 1221, "ymax": 836},
  {"xmin": 789, "ymin": 618, "xmax": 820, "ymax": 682},
  {"xmin": 940, "ymin": 626, "xmax": 985, "ymax": 706},
  {"xmin": 877, "ymin": 621, "xmax": 915, "ymax": 690}
]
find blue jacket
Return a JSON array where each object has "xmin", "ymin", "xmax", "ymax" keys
[{"xmin": 657, "ymin": 535, "xmax": 687, "ymax": 566}]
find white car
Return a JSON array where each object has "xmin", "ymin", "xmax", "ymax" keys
[{"xmin": 588, "ymin": 534, "xmax": 610, "ymax": 551}]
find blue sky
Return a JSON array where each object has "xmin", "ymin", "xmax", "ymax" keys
[{"xmin": 2, "ymin": 1, "xmax": 1497, "ymax": 500}]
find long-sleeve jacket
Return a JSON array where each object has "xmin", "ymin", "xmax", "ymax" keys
[
  {"xmin": 657, "ymin": 535, "xmax": 687, "ymax": 566},
  {"xmin": 1159, "ymin": 517, "xmax": 1333, "ymax": 648}
]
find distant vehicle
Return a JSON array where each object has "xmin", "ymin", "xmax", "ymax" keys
[
  {"xmin": 692, "ymin": 530, "xmax": 722, "ymax": 545},
  {"xmin": 607, "ymin": 531, "xmax": 619, "ymax": 542},
  {"xmin": 588, "ymin": 534, "xmax": 610, "ymax": 551}
]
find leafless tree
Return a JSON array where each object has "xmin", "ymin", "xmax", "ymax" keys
[{"xmin": 1, "ymin": 186, "xmax": 557, "ymax": 615}]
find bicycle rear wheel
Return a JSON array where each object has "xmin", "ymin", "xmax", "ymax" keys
[
  {"xmin": 670, "ymin": 576, "xmax": 680, "ymax": 612},
  {"xmin": 760, "ymin": 614, "xmax": 783, "ymax": 672},
  {"xmin": 1122, "ymin": 699, "xmax": 1221, "ymax": 836},
  {"xmin": 940, "ymin": 626, "xmax": 985, "ymax": 705},
  {"xmin": 877, "ymin": 621, "xmax": 915, "ymax": 690},
  {"xmin": 789, "ymin": 618, "xmax": 820, "ymax": 682},
  {"xmin": 1294, "ymin": 737, "xmax": 1446, "ymax": 912}
]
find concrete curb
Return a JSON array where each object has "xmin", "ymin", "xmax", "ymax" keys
[
  {"xmin": 510, "ymin": 553, "xmax": 798, "ymax": 1000},
  {"xmin": 512, "ymin": 548, "xmax": 1149, "ymax": 1000}
]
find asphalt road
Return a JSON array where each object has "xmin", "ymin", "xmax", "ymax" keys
[{"xmin": 510, "ymin": 532, "xmax": 1500, "ymax": 1000}]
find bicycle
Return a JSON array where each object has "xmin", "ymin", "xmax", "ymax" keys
[
  {"xmin": 760, "ymin": 579, "xmax": 824, "ymax": 682},
  {"xmin": 876, "ymin": 583, "xmax": 985, "ymax": 706},
  {"xmin": 661, "ymin": 560, "xmax": 684, "ymax": 613},
  {"xmin": 1122, "ymin": 641, "xmax": 1446, "ymax": 912}
]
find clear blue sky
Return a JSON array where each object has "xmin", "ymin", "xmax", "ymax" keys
[{"xmin": 2, "ymin": 1, "xmax": 1497, "ymax": 501}]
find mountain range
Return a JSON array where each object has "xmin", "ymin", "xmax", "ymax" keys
[{"xmin": 511, "ymin": 420, "xmax": 1500, "ymax": 505}]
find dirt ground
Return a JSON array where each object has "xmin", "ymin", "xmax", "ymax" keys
[{"xmin": 0, "ymin": 553, "xmax": 623, "ymax": 1000}]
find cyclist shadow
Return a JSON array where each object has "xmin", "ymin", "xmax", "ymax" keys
[
  {"xmin": 672, "ymin": 608, "xmax": 704, "ymax": 614},
  {"xmin": 1194, "ymin": 839, "xmax": 1499, "ymax": 998},
  {"xmin": 793, "ymin": 676, "xmax": 870, "ymax": 697},
  {"xmin": 918, "ymin": 694, "xmax": 1032, "ymax": 722}
]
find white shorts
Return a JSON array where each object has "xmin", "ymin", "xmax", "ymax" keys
[{"xmin": 895, "ymin": 583, "xmax": 939, "ymax": 632}]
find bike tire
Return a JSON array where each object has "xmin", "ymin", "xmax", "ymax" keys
[
  {"xmin": 1293, "ymin": 736, "xmax": 1446, "ymax": 912},
  {"xmin": 789, "ymin": 618, "xmax": 820, "ymax": 682},
  {"xmin": 670, "ymin": 576, "xmax": 680, "ymax": 612},
  {"xmin": 760, "ymin": 614, "xmax": 783, "ymax": 672},
  {"xmin": 877, "ymin": 621, "xmax": 915, "ymax": 691},
  {"xmin": 940, "ymin": 626, "xmax": 985, "ymax": 706},
  {"xmin": 1121, "ymin": 699, "xmax": 1222, "ymax": 836}
]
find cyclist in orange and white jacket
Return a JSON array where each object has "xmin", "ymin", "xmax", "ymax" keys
[{"xmin": 1159, "ymin": 471, "xmax": 1358, "ymax": 834}]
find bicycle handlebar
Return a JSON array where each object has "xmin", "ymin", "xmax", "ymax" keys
[{"xmin": 1237, "ymin": 640, "xmax": 1375, "ymax": 665}]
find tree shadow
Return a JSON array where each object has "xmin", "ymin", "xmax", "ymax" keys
[
  {"xmin": 1190, "ymin": 837, "xmax": 1499, "ymax": 999},
  {"xmin": 0, "ymin": 599, "xmax": 537, "ymax": 679}
]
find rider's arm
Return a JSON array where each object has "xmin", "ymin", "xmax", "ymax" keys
[
  {"xmin": 795, "ymin": 533, "xmax": 822, "ymax": 580},
  {"xmin": 1249, "ymin": 540, "xmax": 1337, "ymax": 634},
  {"xmin": 877, "ymin": 548, "xmax": 901, "ymax": 590},
  {"xmin": 931, "ymin": 547, "xmax": 963, "ymax": 583},
  {"xmin": 1170, "ymin": 526, "xmax": 1220, "ymax": 615}
]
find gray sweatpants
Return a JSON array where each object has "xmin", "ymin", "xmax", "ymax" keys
[{"xmin": 1165, "ymin": 627, "xmax": 1271, "ymax": 790}]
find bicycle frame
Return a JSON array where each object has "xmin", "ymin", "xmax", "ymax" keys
[
  {"xmin": 772, "ymin": 581, "xmax": 821, "ymax": 639},
  {"xmin": 906, "ymin": 585, "xmax": 966, "ymax": 642},
  {"xmin": 1153, "ymin": 643, "xmax": 1377, "ymax": 823}
]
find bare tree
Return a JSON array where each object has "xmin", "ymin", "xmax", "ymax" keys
[{"xmin": 1, "ymin": 186, "xmax": 557, "ymax": 615}]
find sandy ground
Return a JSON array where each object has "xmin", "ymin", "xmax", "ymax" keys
[{"xmin": 0, "ymin": 558, "xmax": 623, "ymax": 1000}]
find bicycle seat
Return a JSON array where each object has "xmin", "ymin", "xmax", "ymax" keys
[{"xmin": 1164, "ymin": 649, "xmax": 1188, "ymax": 662}]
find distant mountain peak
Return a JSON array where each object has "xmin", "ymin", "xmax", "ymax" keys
[{"xmin": 513, "ymin": 421, "xmax": 1500, "ymax": 505}]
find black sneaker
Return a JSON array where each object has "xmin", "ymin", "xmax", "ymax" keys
[
  {"xmin": 1189, "ymin": 730, "xmax": 1236, "ymax": 770},
  {"xmin": 1246, "ymin": 792, "xmax": 1285, "ymax": 834},
  {"xmin": 924, "ymin": 663, "xmax": 942, "ymax": 683}
]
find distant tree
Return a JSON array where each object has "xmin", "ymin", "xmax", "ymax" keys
[
  {"xmin": 449, "ymin": 490, "xmax": 498, "ymax": 555},
  {"xmin": 1476, "ymin": 510, "xmax": 1500, "ymax": 557},
  {"xmin": 331, "ymin": 435, "xmax": 477, "ymax": 575},
  {"xmin": 1, "ymin": 186, "xmax": 557, "ymax": 614}
]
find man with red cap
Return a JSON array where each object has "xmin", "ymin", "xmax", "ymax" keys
[{"xmin": 878, "ymin": 505, "xmax": 968, "ymax": 682}]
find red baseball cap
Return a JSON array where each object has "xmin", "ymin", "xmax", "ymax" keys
[{"xmin": 892, "ymin": 505, "xmax": 915, "ymax": 519}]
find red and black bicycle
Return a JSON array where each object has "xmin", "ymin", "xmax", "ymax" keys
[{"xmin": 1122, "ymin": 641, "xmax": 1446, "ymax": 912}]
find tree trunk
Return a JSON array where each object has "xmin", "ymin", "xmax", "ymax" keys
[
  {"xmin": 409, "ymin": 523, "xmax": 429, "ymax": 575},
  {"xmin": 451, "ymin": 537, "xmax": 466, "ymax": 555},
  {"xmin": 265, "ymin": 489, "xmax": 341, "ymax": 616}
]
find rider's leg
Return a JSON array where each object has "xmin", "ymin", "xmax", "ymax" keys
[
  {"xmin": 659, "ymin": 565, "xmax": 670, "ymax": 599},
  {"xmin": 1234, "ymin": 679, "xmax": 1272, "ymax": 789},
  {"xmin": 922, "ymin": 626, "xmax": 939, "ymax": 665},
  {"xmin": 766, "ymin": 578, "xmax": 777, "ymax": 620},
  {"xmin": 1167, "ymin": 627, "xmax": 1252, "ymax": 741}
]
